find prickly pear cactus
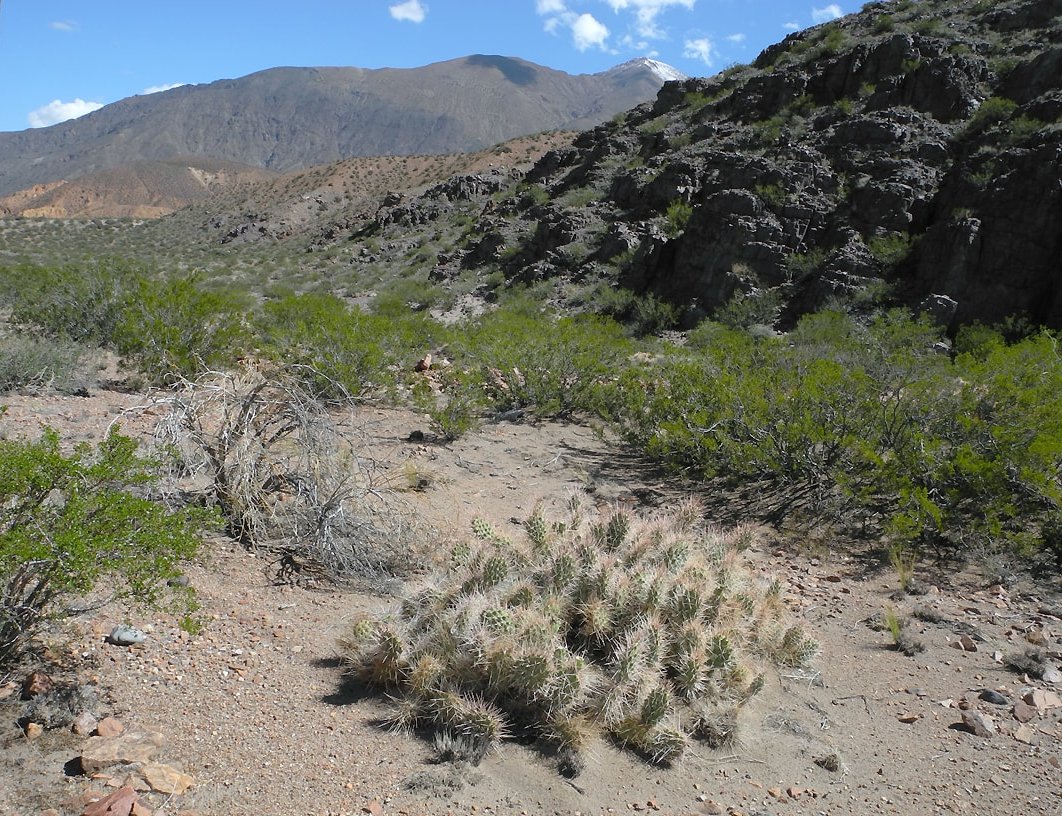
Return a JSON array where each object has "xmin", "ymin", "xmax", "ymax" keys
[{"xmin": 338, "ymin": 502, "xmax": 816, "ymax": 774}]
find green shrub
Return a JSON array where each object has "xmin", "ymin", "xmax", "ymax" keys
[
  {"xmin": 116, "ymin": 273, "xmax": 251, "ymax": 383},
  {"xmin": 604, "ymin": 309, "xmax": 1062, "ymax": 558},
  {"xmin": 866, "ymin": 233, "xmax": 913, "ymax": 266},
  {"xmin": 452, "ymin": 308, "xmax": 633, "ymax": 419},
  {"xmin": 593, "ymin": 287, "xmax": 678, "ymax": 336},
  {"xmin": 339, "ymin": 502, "xmax": 813, "ymax": 771},
  {"xmin": 0, "ymin": 426, "xmax": 207, "ymax": 667},
  {"xmin": 965, "ymin": 96, "xmax": 1018, "ymax": 135},
  {"xmin": 0, "ymin": 334, "xmax": 85, "ymax": 393},
  {"xmin": 0, "ymin": 260, "xmax": 139, "ymax": 346},
  {"xmin": 258, "ymin": 292, "xmax": 447, "ymax": 402},
  {"xmin": 753, "ymin": 183, "xmax": 788, "ymax": 208},
  {"xmin": 664, "ymin": 200, "xmax": 693, "ymax": 237}
]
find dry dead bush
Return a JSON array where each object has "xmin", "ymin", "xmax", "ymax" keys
[{"xmin": 149, "ymin": 364, "xmax": 422, "ymax": 581}]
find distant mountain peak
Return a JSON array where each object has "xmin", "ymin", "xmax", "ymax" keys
[{"xmin": 610, "ymin": 57, "xmax": 687, "ymax": 83}]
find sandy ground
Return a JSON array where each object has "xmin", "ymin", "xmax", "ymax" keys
[{"xmin": 1, "ymin": 389, "xmax": 1060, "ymax": 816}]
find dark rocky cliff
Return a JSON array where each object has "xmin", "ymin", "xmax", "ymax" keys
[{"xmin": 347, "ymin": 0, "xmax": 1061, "ymax": 330}]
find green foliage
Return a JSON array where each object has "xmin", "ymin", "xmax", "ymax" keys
[
  {"xmin": 750, "ymin": 115, "xmax": 785, "ymax": 145},
  {"xmin": 339, "ymin": 503, "xmax": 806, "ymax": 770},
  {"xmin": 1, "ymin": 263, "xmax": 250, "ymax": 384},
  {"xmin": 258, "ymin": 292, "xmax": 447, "ymax": 402},
  {"xmin": 753, "ymin": 183, "xmax": 788, "ymax": 208},
  {"xmin": 0, "ymin": 334, "xmax": 85, "ymax": 393},
  {"xmin": 0, "ymin": 260, "xmax": 139, "ymax": 346},
  {"xmin": 873, "ymin": 12, "xmax": 895, "ymax": 33},
  {"xmin": 414, "ymin": 373, "xmax": 483, "ymax": 442},
  {"xmin": 519, "ymin": 183, "xmax": 551, "ymax": 207},
  {"xmin": 866, "ymin": 233, "xmax": 913, "ymax": 266},
  {"xmin": 0, "ymin": 426, "xmax": 207, "ymax": 666},
  {"xmin": 664, "ymin": 200, "xmax": 693, "ymax": 237},
  {"xmin": 593, "ymin": 286, "xmax": 679, "ymax": 336},
  {"xmin": 834, "ymin": 97, "xmax": 856, "ymax": 116},
  {"xmin": 714, "ymin": 289, "xmax": 784, "ymax": 330},
  {"xmin": 913, "ymin": 17, "xmax": 942, "ymax": 35},
  {"xmin": 450, "ymin": 308, "xmax": 632, "ymax": 419},
  {"xmin": 604, "ymin": 309, "xmax": 1062, "ymax": 560},
  {"xmin": 965, "ymin": 96, "xmax": 1019, "ymax": 135},
  {"xmin": 786, "ymin": 247, "xmax": 828, "ymax": 279},
  {"xmin": 116, "ymin": 273, "xmax": 251, "ymax": 383}
]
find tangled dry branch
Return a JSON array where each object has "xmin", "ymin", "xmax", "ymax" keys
[{"xmin": 148, "ymin": 364, "xmax": 422, "ymax": 581}]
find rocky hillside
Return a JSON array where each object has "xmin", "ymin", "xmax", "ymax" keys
[
  {"xmin": 0, "ymin": 56, "xmax": 678, "ymax": 198},
  {"xmin": 290, "ymin": 0, "xmax": 1061, "ymax": 330}
]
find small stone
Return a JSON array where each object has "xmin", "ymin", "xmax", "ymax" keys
[
  {"xmin": 72, "ymin": 712, "xmax": 99, "ymax": 735},
  {"xmin": 1025, "ymin": 689, "xmax": 1062, "ymax": 712},
  {"xmin": 1013, "ymin": 701, "xmax": 1037, "ymax": 723},
  {"xmin": 700, "ymin": 802, "xmax": 724, "ymax": 815},
  {"xmin": 1026, "ymin": 629, "xmax": 1048, "ymax": 647},
  {"xmin": 140, "ymin": 762, "xmax": 193, "ymax": 795},
  {"xmin": 962, "ymin": 710, "xmax": 995, "ymax": 738},
  {"xmin": 898, "ymin": 713, "xmax": 920, "ymax": 724},
  {"xmin": 80, "ymin": 731, "xmax": 165, "ymax": 774},
  {"xmin": 979, "ymin": 690, "xmax": 1009, "ymax": 706},
  {"xmin": 95, "ymin": 717, "xmax": 124, "ymax": 737},
  {"xmin": 767, "ymin": 787, "xmax": 784, "ymax": 799},
  {"xmin": 1014, "ymin": 724, "xmax": 1037, "ymax": 745},
  {"xmin": 0, "ymin": 681, "xmax": 17, "ymax": 700},
  {"xmin": 82, "ymin": 785, "xmax": 139, "ymax": 816},
  {"xmin": 106, "ymin": 625, "xmax": 146, "ymax": 646},
  {"xmin": 951, "ymin": 635, "xmax": 978, "ymax": 652},
  {"xmin": 24, "ymin": 722, "xmax": 44, "ymax": 740},
  {"xmin": 362, "ymin": 800, "xmax": 384, "ymax": 816},
  {"xmin": 786, "ymin": 786, "xmax": 804, "ymax": 799},
  {"xmin": 22, "ymin": 670, "xmax": 54, "ymax": 699},
  {"xmin": 1043, "ymin": 667, "xmax": 1062, "ymax": 684}
]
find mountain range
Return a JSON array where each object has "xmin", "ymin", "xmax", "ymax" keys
[
  {"xmin": 0, "ymin": 55, "xmax": 682, "ymax": 201},
  {"xmin": 3, "ymin": 0, "xmax": 1061, "ymax": 331}
]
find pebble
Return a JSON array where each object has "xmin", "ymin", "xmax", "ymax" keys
[
  {"xmin": 72, "ymin": 711, "xmax": 99, "ymax": 735},
  {"xmin": 107, "ymin": 624, "xmax": 147, "ymax": 646},
  {"xmin": 979, "ymin": 689, "xmax": 1009, "ymax": 705},
  {"xmin": 96, "ymin": 716, "xmax": 125, "ymax": 737},
  {"xmin": 961, "ymin": 710, "xmax": 995, "ymax": 738}
]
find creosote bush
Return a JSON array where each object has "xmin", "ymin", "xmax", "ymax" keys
[
  {"xmin": 0, "ymin": 425, "xmax": 207, "ymax": 667},
  {"xmin": 339, "ymin": 499, "xmax": 815, "ymax": 772}
]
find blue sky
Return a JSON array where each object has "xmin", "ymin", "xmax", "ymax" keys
[{"xmin": 0, "ymin": 1, "xmax": 858, "ymax": 133}]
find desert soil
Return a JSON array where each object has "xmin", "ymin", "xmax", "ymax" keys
[{"xmin": 1, "ymin": 388, "xmax": 1060, "ymax": 816}]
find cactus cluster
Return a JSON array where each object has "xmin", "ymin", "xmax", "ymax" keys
[{"xmin": 339, "ymin": 498, "xmax": 816, "ymax": 772}]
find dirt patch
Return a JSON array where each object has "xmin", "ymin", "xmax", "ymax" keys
[{"xmin": 1, "ymin": 389, "xmax": 1060, "ymax": 815}]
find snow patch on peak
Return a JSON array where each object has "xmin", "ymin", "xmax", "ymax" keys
[
  {"xmin": 640, "ymin": 58, "xmax": 688, "ymax": 83},
  {"xmin": 608, "ymin": 58, "xmax": 688, "ymax": 83}
]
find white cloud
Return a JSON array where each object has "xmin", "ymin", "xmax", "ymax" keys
[
  {"xmin": 605, "ymin": 0, "xmax": 695, "ymax": 39},
  {"xmin": 389, "ymin": 0, "xmax": 427, "ymax": 23},
  {"xmin": 141, "ymin": 82, "xmax": 186, "ymax": 95},
  {"xmin": 683, "ymin": 36, "xmax": 717, "ymax": 66},
  {"xmin": 572, "ymin": 13, "xmax": 610, "ymax": 50},
  {"xmin": 49, "ymin": 20, "xmax": 77, "ymax": 32},
  {"xmin": 28, "ymin": 98, "xmax": 104, "ymax": 128},
  {"xmin": 536, "ymin": 3, "xmax": 612, "ymax": 51},
  {"xmin": 811, "ymin": 4, "xmax": 843, "ymax": 23},
  {"xmin": 726, "ymin": 32, "xmax": 746, "ymax": 43},
  {"xmin": 783, "ymin": 21, "xmax": 800, "ymax": 30}
]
